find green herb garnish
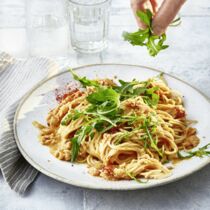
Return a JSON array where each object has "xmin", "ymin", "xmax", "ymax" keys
[
  {"xmin": 126, "ymin": 171, "xmax": 148, "ymax": 183},
  {"xmin": 71, "ymin": 125, "xmax": 93, "ymax": 162},
  {"xmin": 114, "ymin": 79, "xmax": 146, "ymax": 100},
  {"xmin": 142, "ymin": 116, "xmax": 162, "ymax": 157},
  {"xmin": 143, "ymin": 86, "xmax": 160, "ymax": 107},
  {"xmin": 113, "ymin": 79, "xmax": 159, "ymax": 107},
  {"xmin": 67, "ymin": 70, "xmax": 162, "ymax": 162},
  {"xmin": 122, "ymin": 9, "xmax": 168, "ymax": 57},
  {"xmin": 170, "ymin": 17, "xmax": 181, "ymax": 27},
  {"xmin": 69, "ymin": 68, "xmax": 100, "ymax": 88},
  {"xmin": 61, "ymin": 110, "xmax": 83, "ymax": 126},
  {"xmin": 87, "ymin": 88, "xmax": 120, "ymax": 116},
  {"xmin": 178, "ymin": 143, "xmax": 210, "ymax": 159}
]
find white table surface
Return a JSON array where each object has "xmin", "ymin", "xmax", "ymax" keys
[{"xmin": 1, "ymin": 0, "xmax": 210, "ymax": 210}]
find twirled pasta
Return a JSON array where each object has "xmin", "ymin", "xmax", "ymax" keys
[{"xmin": 33, "ymin": 74, "xmax": 199, "ymax": 181}]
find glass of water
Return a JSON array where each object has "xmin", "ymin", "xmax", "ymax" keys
[
  {"xmin": 0, "ymin": 0, "xmax": 28, "ymax": 58},
  {"xmin": 27, "ymin": 0, "xmax": 70, "ymax": 58},
  {"xmin": 69, "ymin": 0, "xmax": 111, "ymax": 53}
]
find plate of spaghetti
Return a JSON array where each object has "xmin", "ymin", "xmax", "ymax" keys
[{"xmin": 14, "ymin": 64, "xmax": 210, "ymax": 189}]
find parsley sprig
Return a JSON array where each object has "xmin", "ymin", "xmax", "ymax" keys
[{"xmin": 123, "ymin": 9, "xmax": 168, "ymax": 56}]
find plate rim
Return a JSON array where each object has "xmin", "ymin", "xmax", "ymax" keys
[{"xmin": 13, "ymin": 63, "xmax": 210, "ymax": 190}]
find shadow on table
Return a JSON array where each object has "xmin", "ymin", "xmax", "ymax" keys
[
  {"xmin": 26, "ymin": 162, "xmax": 210, "ymax": 210},
  {"xmin": 82, "ymin": 164, "xmax": 210, "ymax": 210}
]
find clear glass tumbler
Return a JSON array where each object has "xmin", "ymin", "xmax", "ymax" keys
[
  {"xmin": 69, "ymin": 0, "xmax": 111, "ymax": 53},
  {"xmin": 27, "ymin": 0, "xmax": 70, "ymax": 58},
  {"xmin": 0, "ymin": 0, "xmax": 28, "ymax": 58}
]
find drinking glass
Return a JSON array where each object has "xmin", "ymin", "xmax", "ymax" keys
[
  {"xmin": 27, "ymin": 0, "xmax": 70, "ymax": 58},
  {"xmin": 0, "ymin": 0, "xmax": 28, "ymax": 58},
  {"xmin": 69, "ymin": 0, "xmax": 111, "ymax": 53}
]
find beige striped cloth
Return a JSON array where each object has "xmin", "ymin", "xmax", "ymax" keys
[{"xmin": 0, "ymin": 52, "xmax": 60, "ymax": 194}]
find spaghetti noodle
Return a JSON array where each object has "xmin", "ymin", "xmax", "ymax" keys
[{"xmin": 33, "ymin": 70, "xmax": 200, "ymax": 181}]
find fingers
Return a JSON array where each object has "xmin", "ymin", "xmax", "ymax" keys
[
  {"xmin": 152, "ymin": 0, "xmax": 186, "ymax": 36},
  {"xmin": 149, "ymin": 0, "xmax": 159, "ymax": 13},
  {"xmin": 130, "ymin": 0, "xmax": 153, "ymax": 29}
]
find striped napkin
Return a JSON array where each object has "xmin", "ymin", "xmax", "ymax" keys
[{"xmin": 0, "ymin": 52, "xmax": 60, "ymax": 194}]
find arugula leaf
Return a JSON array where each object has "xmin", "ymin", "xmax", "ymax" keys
[
  {"xmin": 61, "ymin": 110, "xmax": 83, "ymax": 126},
  {"xmin": 113, "ymin": 115, "xmax": 161, "ymax": 155},
  {"xmin": 71, "ymin": 125, "xmax": 93, "ymax": 162},
  {"xmin": 69, "ymin": 68, "xmax": 100, "ymax": 88},
  {"xmin": 61, "ymin": 113, "xmax": 72, "ymax": 126},
  {"xmin": 136, "ymin": 9, "xmax": 152, "ymax": 27},
  {"xmin": 126, "ymin": 171, "xmax": 148, "ymax": 183},
  {"xmin": 71, "ymin": 137, "xmax": 80, "ymax": 162},
  {"xmin": 87, "ymin": 88, "xmax": 120, "ymax": 116},
  {"xmin": 114, "ymin": 124, "xmax": 143, "ymax": 145},
  {"xmin": 68, "ymin": 70, "xmax": 162, "ymax": 161},
  {"xmin": 122, "ymin": 9, "xmax": 169, "ymax": 57},
  {"xmin": 143, "ymin": 87, "xmax": 160, "ymax": 107},
  {"xmin": 170, "ymin": 17, "xmax": 181, "ymax": 27},
  {"xmin": 114, "ymin": 79, "xmax": 147, "ymax": 100},
  {"xmin": 123, "ymin": 30, "xmax": 148, "ymax": 46},
  {"xmin": 142, "ymin": 116, "xmax": 162, "ymax": 157},
  {"xmin": 70, "ymin": 114, "xmax": 120, "ymax": 162},
  {"xmin": 114, "ymin": 79, "xmax": 159, "ymax": 107},
  {"xmin": 84, "ymin": 111, "xmax": 117, "ymax": 127},
  {"xmin": 87, "ymin": 88, "xmax": 120, "ymax": 105},
  {"xmin": 178, "ymin": 143, "xmax": 210, "ymax": 159}
]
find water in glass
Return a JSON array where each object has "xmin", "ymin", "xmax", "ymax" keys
[{"xmin": 69, "ymin": 0, "xmax": 111, "ymax": 53}]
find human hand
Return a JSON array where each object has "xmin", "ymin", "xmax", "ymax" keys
[{"xmin": 130, "ymin": 0, "xmax": 186, "ymax": 36}]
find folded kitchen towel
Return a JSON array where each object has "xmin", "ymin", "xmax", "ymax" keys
[{"xmin": 0, "ymin": 52, "xmax": 60, "ymax": 194}]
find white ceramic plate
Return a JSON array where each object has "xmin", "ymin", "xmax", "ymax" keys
[{"xmin": 14, "ymin": 64, "xmax": 210, "ymax": 190}]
